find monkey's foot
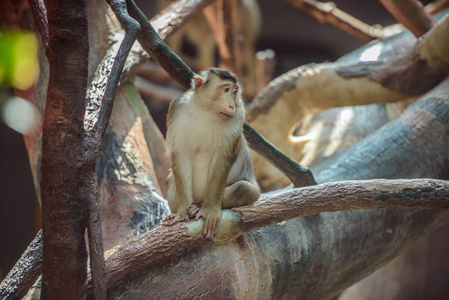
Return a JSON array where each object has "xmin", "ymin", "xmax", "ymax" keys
[
  {"xmin": 162, "ymin": 214, "xmax": 189, "ymax": 226},
  {"xmin": 187, "ymin": 204, "xmax": 200, "ymax": 218}
]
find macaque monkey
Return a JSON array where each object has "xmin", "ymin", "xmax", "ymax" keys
[{"xmin": 164, "ymin": 68, "xmax": 260, "ymax": 239}]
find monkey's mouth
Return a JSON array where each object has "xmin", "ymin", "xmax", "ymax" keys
[{"xmin": 219, "ymin": 112, "xmax": 232, "ymax": 118}]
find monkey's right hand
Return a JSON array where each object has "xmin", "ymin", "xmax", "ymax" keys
[
  {"xmin": 162, "ymin": 213, "xmax": 190, "ymax": 226},
  {"xmin": 195, "ymin": 206, "xmax": 222, "ymax": 240}
]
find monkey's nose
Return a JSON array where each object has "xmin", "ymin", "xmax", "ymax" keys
[{"xmin": 229, "ymin": 104, "xmax": 234, "ymax": 109}]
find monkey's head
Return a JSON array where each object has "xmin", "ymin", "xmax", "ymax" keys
[{"xmin": 191, "ymin": 68, "xmax": 243, "ymax": 121}]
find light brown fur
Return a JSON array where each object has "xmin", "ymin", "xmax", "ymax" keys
[{"xmin": 163, "ymin": 68, "xmax": 260, "ymax": 239}]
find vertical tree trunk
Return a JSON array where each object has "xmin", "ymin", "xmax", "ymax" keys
[{"xmin": 40, "ymin": 0, "xmax": 90, "ymax": 298}]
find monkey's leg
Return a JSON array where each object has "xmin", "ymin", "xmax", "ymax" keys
[
  {"xmin": 166, "ymin": 172, "xmax": 178, "ymax": 214},
  {"xmin": 223, "ymin": 180, "xmax": 260, "ymax": 208}
]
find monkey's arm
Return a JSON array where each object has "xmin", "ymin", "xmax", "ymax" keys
[
  {"xmin": 195, "ymin": 149, "xmax": 233, "ymax": 239},
  {"xmin": 170, "ymin": 151, "xmax": 194, "ymax": 222}
]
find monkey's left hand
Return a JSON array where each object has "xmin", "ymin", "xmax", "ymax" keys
[{"xmin": 195, "ymin": 205, "xmax": 222, "ymax": 240}]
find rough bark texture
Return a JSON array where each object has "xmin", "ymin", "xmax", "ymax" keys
[
  {"xmin": 234, "ymin": 179, "xmax": 449, "ymax": 232},
  {"xmin": 4, "ymin": 4, "xmax": 206, "ymax": 296},
  {"xmin": 0, "ymin": 231, "xmax": 42, "ymax": 300},
  {"xmin": 40, "ymin": 0, "xmax": 90, "ymax": 298},
  {"xmin": 28, "ymin": 0, "xmax": 49, "ymax": 46}
]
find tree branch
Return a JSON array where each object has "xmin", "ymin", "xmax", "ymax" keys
[
  {"xmin": 243, "ymin": 123, "xmax": 316, "ymax": 187},
  {"xmin": 234, "ymin": 179, "xmax": 449, "ymax": 232},
  {"xmin": 83, "ymin": 1, "xmax": 141, "ymax": 299},
  {"xmin": 93, "ymin": 0, "xmax": 141, "ymax": 137},
  {"xmin": 100, "ymin": 178, "xmax": 449, "ymax": 298},
  {"xmin": 151, "ymin": 0, "xmax": 216, "ymax": 40},
  {"xmin": 284, "ymin": 0, "xmax": 385, "ymax": 41},
  {"xmin": 126, "ymin": 0, "xmax": 196, "ymax": 90},
  {"xmin": 0, "ymin": 230, "xmax": 43, "ymax": 300},
  {"xmin": 379, "ymin": 0, "xmax": 435, "ymax": 37}
]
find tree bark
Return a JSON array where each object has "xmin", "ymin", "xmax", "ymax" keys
[
  {"xmin": 0, "ymin": 231, "xmax": 42, "ymax": 300},
  {"xmin": 40, "ymin": 0, "xmax": 90, "ymax": 298}
]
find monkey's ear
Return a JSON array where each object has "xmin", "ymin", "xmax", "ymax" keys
[{"xmin": 191, "ymin": 76, "xmax": 204, "ymax": 89}]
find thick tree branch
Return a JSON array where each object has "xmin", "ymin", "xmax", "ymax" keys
[
  {"xmin": 417, "ymin": 12, "xmax": 449, "ymax": 67},
  {"xmin": 234, "ymin": 179, "xmax": 449, "ymax": 232},
  {"xmin": 284, "ymin": 0, "xmax": 385, "ymax": 41},
  {"xmin": 126, "ymin": 0, "xmax": 195, "ymax": 90},
  {"xmin": 0, "ymin": 230, "xmax": 42, "ymax": 300},
  {"xmin": 1, "ymin": 7, "xmax": 201, "ymax": 297},
  {"xmin": 379, "ymin": 0, "xmax": 435, "ymax": 37}
]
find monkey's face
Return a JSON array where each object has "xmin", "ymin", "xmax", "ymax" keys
[
  {"xmin": 195, "ymin": 76, "xmax": 241, "ymax": 121},
  {"xmin": 215, "ymin": 81, "xmax": 239, "ymax": 120}
]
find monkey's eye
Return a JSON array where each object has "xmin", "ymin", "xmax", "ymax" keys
[
  {"xmin": 223, "ymin": 86, "xmax": 230, "ymax": 93},
  {"xmin": 232, "ymin": 88, "xmax": 238, "ymax": 96}
]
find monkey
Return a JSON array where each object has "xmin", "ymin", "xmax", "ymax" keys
[{"xmin": 163, "ymin": 68, "xmax": 260, "ymax": 239}]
